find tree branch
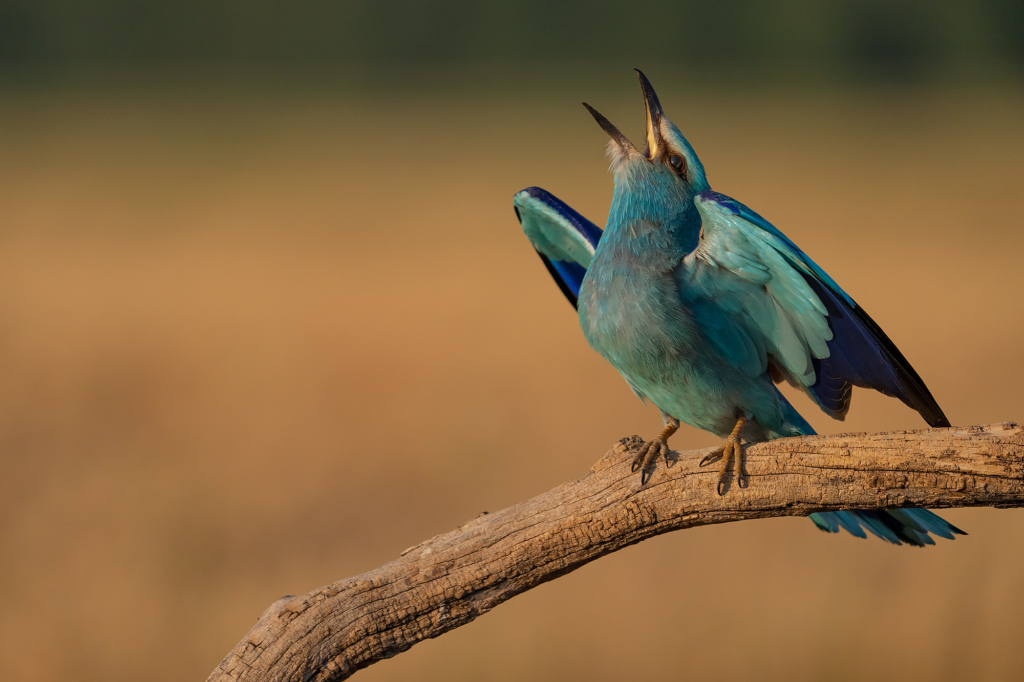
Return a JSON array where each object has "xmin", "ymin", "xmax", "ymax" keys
[{"xmin": 207, "ymin": 422, "xmax": 1024, "ymax": 682}]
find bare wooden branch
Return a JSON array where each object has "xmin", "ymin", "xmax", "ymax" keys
[{"xmin": 208, "ymin": 422, "xmax": 1024, "ymax": 682}]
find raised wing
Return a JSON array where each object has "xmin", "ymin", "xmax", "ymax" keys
[
  {"xmin": 513, "ymin": 187, "xmax": 602, "ymax": 309},
  {"xmin": 682, "ymin": 190, "xmax": 949, "ymax": 428}
]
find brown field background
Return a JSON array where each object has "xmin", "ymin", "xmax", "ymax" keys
[{"xmin": 0, "ymin": 85, "xmax": 1023, "ymax": 681}]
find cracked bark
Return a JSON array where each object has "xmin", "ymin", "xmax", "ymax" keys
[{"xmin": 207, "ymin": 422, "xmax": 1024, "ymax": 682}]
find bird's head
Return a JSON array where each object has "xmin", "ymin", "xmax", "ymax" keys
[{"xmin": 583, "ymin": 70, "xmax": 709, "ymax": 210}]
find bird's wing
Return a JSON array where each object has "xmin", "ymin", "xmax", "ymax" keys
[
  {"xmin": 513, "ymin": 187, "xmax": 602, "ymax": 309},
  {"xmin": 681, "ymin": 190, "xmax": 949, "ymax": 427}
]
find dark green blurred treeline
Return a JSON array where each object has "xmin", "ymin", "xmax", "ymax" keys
[{"xmin": 1, "ymin": 0, "xmax": 1022, "ymax": 84}]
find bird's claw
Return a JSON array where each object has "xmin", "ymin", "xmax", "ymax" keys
[
  {"xmin": 631, "ymin": 437, "xmax": 669, "ymax": 486},
  {"xmin": 711, "ymin": 438, "xmax": 744, "ymax": 495},
  {"xmin": 698, "ymin": 449, "xmax": 722, "ymax": 468}
]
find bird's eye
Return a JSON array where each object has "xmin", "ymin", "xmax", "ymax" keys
[{"xmin": 669, "ymin": 154, "xmax": 685, "ymax": 173}]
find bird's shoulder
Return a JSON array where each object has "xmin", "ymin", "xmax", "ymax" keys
[{"xmin": 689, "ymin": 190, "xmax": 851, "ymax": 304}]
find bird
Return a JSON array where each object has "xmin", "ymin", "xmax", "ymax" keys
[{"xmin": 513, "ymin": 70, "xmax": 965, "ymax": 547}]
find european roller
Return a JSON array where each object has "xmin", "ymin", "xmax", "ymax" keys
[{"xmin": 514, "ymin": 71, "xmax": 965, "ymax": 547}]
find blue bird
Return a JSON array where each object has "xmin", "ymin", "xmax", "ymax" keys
[{"xmin": 514, "ymin": 71, "xmax": 965, "ymax": 547}]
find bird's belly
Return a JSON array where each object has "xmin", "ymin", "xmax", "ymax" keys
[
  {"xmin": 622, "ymin": 360, "xmax": 749, "ymax": 437},
  {"xmin": 579, "ymin": 270, "xmax": 782, "ymax": 438}
]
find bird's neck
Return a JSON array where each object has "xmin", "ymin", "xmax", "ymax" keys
[{"xmin": 597, "ymin": 182, "xmax": 702, "ymax": 271}]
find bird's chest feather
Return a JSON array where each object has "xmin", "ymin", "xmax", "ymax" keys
[{"xmin": 578, "ymin": 250, "xmax": 698, "ymax": 378}]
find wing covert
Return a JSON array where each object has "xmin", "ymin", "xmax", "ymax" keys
[{"xmin": 680, "ymin": 192, "xmax": 833, "ymax": 390}]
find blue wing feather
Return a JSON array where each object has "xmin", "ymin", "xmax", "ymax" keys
[
  {"xmin": 538, "ymin": 255, "xmax": 588, "ymax": 308},
  {"xmin": 514, "ymin": 186, "xmax": 602, "ymax": 309},
  {"xmin": 806, "ymin": 276, "xmax": 949, "ymax": 427}
]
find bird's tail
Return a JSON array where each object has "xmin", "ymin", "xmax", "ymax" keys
[
  {"xmin": 809, "ymin": 508, "xmax": 966, "ymax": 547},
  {"xmin": 777, "ymin": 396, "xmax": 967, "ymax": 546}
]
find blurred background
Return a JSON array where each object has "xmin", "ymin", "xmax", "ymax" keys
[{"xmin": 1, "ymin": 2, "xmax": 1023, "ymax": 681}]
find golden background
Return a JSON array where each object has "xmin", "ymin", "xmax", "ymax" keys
[{"xmin": 0, "ymin": 84, "xmax": 1022, "ymax": 681}]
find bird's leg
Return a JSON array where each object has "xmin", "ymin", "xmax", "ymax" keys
[
  {"xmin": 631, "ymin": 416, "xmax": 680, "ymax": 486},
  {"xmin": 698, "ymin": 413, "xmax": 747, "ymax": 495}
]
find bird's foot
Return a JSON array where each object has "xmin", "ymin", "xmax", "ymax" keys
[
  {"xmin": 630, "ymin": 417, "xmax": 679, "ymax": 486},
  {"xmin": 698, "ymin": 414, "xmax": 748, "ymax": 495},
  {"xmin": 698, "ymin": 439, "xmax": 743, "ymax": 495},
  {"xmin": 631, "ymin": 437, "xmax": 670, "ymax": 485}
]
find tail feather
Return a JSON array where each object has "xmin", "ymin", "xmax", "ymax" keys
[
  {"xmin": 832, "ymin": 511, "xmax": 868, "ymax": 539},
  {"xmin": 889, "ymin": 508, "xmax": 965, "ymax": 540},
  {"xmin": 809, "ymin": 509, "xmax": 966, "ymax": 547}
]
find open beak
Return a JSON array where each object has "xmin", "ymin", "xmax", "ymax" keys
[
  {"xmin": 636, "ymin": 69, "xmax": 664, "ymax": 160},
  {"xmin": 583, "ymin": 70, "xmax": 665, "ymax": 160},
  {"xmin": 582, "ymin": 102, "xmax": 638, "ymax": 156}
]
